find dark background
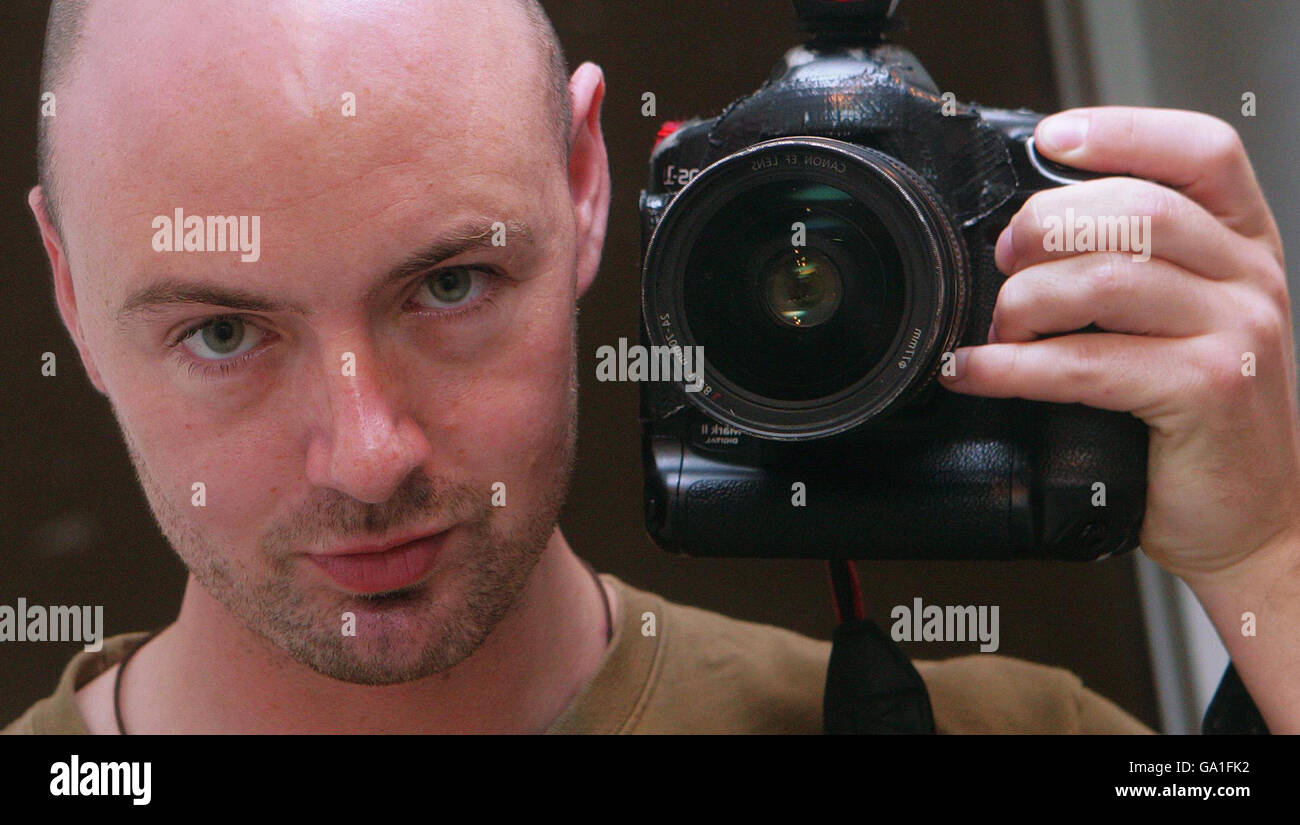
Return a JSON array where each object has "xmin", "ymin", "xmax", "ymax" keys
[{"xmin": 0, "ymin": 0, "xmax": 1159, "ymax": 730}]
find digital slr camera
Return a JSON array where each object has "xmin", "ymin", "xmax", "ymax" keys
[{"xmin": 637, "ymin": 0, "xmax": 1147, "ymax": 561}]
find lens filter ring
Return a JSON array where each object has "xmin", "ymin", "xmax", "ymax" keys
[{"xmin": 643, "ymin": 136, "xmax": 967, "ymax": 440}]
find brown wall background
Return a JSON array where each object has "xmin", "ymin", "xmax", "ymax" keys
[{"xmin": 0, "ymin": 0, "xmax": 1159, "ymax": 730}]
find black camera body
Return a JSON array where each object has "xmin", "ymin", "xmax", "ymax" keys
[{"xmin": 637, "ymin": 9, "xmax": 1148, "ymax": 561}]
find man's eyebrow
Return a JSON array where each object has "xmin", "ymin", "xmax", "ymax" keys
[
  {"xmin": 117, "ymin": 282, "xmax": 310, "ymax": 323},
  {"xmin": 363, "ymin": 218, "xmax": 534, "ymax": 303},
  {"xmin": 115, "ymin": 218, "xmax": 534, "ymax": 323}
]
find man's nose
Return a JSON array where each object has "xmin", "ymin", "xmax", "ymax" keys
[{"xmin": 304, "ymin": 347, "xmax": 432, "ymax": 505}]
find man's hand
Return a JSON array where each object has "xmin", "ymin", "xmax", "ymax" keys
[{"xmin": 938, "ymin": 106, "xmax": 1300, "ymax": 731}]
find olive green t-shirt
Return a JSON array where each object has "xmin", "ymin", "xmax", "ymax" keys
[{"xmin": 2, "ymin": 573, "xmax": 1152, "ymax": 734}]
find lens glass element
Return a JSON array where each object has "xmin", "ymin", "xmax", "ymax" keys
[
  {"xmin": 761, "ymin": 246, "xmax": 842, "ymax": 328},
  {"xmin": 681, "ymin": 179, "xmax": 905, "ymax": 403}
]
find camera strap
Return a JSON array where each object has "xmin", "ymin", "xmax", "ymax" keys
[{"xmin": 823, "ymin": 560, "xmax": 936, "ymax": 734}]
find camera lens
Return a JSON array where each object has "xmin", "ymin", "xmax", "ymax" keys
[{"xmin": 643, "ymin": 137, "xmax": 967, "ymax": 440}]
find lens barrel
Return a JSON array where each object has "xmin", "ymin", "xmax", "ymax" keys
[{"xmin": 643, "ymin": 137, "xmax": 967, "ymax": 440}]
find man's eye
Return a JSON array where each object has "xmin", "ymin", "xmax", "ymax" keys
[
  {"xmin": 180, "ymin": 317, "xmax": 264, "ymax": 360},
  {"xmin": 415, "ymin": 267, "xmax": 490, "ymax": 309}
]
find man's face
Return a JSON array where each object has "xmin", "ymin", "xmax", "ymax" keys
[{"xmin": 47, "ymin": 1, "xmax": 590, "ymax": 683}]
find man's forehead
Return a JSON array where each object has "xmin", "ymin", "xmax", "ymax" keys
[
  {"xmin": 59, "ymin": 0, "xmax": 554, "ymax": 255},
  {"xmin": 73, "ymin": 0, "xmax": 537, "ymax": 101}
]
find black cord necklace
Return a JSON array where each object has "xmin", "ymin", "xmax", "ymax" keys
[
  {"xmin": 113, "ymin": 563, "xmax": 613, "ymax": 734},
  {"xmin": 579, "ymin": 556, "xmax": 614, "ymax": 646},
  {"xmin": 113, "ymin": 629, "xmax": 160, "ymax": 736}
]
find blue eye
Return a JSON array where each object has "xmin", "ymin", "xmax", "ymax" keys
[
  {"xmin": 180, "ymin": 317, "xmax": 265, "ymax": 360},
  {"xmin": 415, "ymin": 267, "xmax": 490, "ymax": 309}
]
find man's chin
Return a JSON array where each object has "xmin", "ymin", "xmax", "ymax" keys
[
  {"xmin": 265, "ymin": 555, "xmax": 529, "ymax": 686},
  {"xmin": 280, "ymin": 592, "xmax": 482, "ymax": 685}
]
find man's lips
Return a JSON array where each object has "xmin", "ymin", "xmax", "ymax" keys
[{"xmin": 306, "ymin": 531, "xmax": 450, "ymax": 594}]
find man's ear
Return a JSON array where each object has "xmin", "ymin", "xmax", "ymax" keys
[
  {"xmin": 566, "ymin": 62, "xmax": 610, "ymax": 300},
  {"xmin": 29, "ymin": 186, "xmax": 108, "ymax": 396}
]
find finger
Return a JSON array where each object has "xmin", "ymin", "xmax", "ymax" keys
[
  {"xmin": 997, "ymin": 177, "xmax": 1276, "ymax": 285},
  {"xmin": 1033, "ymin": 106, "xmax": 1281, "ymax": 250},
  {"xmin": 938, "ymin": 333, "xmax": 1205, "ymax": 417},
  {"xmin": 989, "ymin": 252, "xmax": 1227, "ymax": 343}
]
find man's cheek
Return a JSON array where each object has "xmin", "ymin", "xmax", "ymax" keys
[
  {"xmin": 466, "ymin": 379, "xmax": 569, "ymax": 466},
  {"xmin": 456, "ymin": 355, "xmax": 574, "ymax": 496},
  {"xmin": 125, "ymin": 407, "xmax": 284, "ymax": 543}
]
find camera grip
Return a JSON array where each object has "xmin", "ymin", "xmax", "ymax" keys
[{"xmin": 644, "ymin": 398, "xmax": 1146, "ymax": 561}]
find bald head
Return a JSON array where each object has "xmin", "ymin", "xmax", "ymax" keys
[{"xmin": 36, "ymin": 0, "xmax": 571, "ymax": 238}]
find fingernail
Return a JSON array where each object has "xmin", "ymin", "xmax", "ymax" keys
[
  {"xmin": 1037, "ymin": 114, "xmax": 1088, "ymax": 153},
  {"xmin": 995, "ymin": 224, "xmax": 1015, "ymax": 272},
  {"xmin": 939, "ymin": 348, "xmax": 969, "ymax": 382}
]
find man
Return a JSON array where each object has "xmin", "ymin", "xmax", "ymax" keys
[{"xmin": 5, "ymin": 0, "xmax": 1297, "ymax": 734}]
